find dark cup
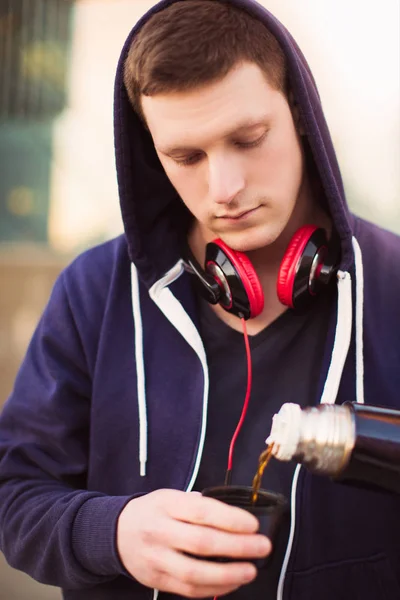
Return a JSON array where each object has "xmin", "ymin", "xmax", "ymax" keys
[{"xmin": 201, "ymin": 485, "xmax": 288, "ymax": 568}]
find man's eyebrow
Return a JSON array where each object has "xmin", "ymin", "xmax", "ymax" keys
[{"xmin": 157, "ymin": 116, "xmax": 271, "ymax": 156}]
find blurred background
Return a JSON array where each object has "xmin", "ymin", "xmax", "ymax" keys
[{"xmin": 0, "ymin": 0, "xmax": 399, "ymax": 597}]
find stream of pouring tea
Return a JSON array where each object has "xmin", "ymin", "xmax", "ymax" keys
[{"xmin": 251, "ymin": 444, "xmax": 274, "ymax": 505}]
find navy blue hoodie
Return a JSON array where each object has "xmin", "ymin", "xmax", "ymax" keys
[{"xmin": 1, "ymin": 1, "xmax": 400, "ymax": 599}]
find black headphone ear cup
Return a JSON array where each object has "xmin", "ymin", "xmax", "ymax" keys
[
  {"xmin": 210, "ymin": 239, "xmax": 264, "ymax": 318},
  {"xmin": 277, "ymin": 225, "xmax": 327, "ymax": 308},
  {"xmin": 226, "ymin": 251, "xmax": 264, "ymax": 318}
]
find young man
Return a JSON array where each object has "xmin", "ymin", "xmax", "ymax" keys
[{"xmin": 0, "ymin": 1, "xmax": 399, "ymax": 599}]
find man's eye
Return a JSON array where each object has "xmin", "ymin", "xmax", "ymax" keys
[
  {"xmin": 174, "ymin": 153, "xmax": 203, "ymax": 167},
  {"xmin": 236, "ymin": 132, "xmax": 267, "ymax": 149}
]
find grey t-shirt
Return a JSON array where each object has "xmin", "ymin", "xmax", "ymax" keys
[{"xmin": 191, "ymin": 291, "xmax": 334, "ymax": 599}]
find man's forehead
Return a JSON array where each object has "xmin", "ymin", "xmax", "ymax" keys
[{"xmin": 142, "ymin": 61, "xmax": 282, "ymax": 152}]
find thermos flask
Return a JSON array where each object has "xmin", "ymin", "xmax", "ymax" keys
[{"xmin": 267, "ymin": 402, "xmax": 400, "ymax": 494}]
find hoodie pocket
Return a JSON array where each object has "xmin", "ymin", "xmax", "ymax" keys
[{"xmin": 289, "ymin": 553, "xmax": 400, "ymax": 600}]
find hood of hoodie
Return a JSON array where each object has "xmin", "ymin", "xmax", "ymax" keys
[{"xmin": 114, "ymin": 0, "xmax": 355, "ymax": 289}]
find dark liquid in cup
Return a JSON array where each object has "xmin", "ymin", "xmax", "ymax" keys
[{"xmin": 252, "ymin": 444, "xmax": 274, "ymax": 505}]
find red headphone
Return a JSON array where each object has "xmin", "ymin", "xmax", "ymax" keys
[{"xmin": 185, "ymin": 225, "xmax": 340, "ymax": 319}]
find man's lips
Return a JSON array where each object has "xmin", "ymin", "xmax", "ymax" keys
[{"xmin": 217, "ymin": 207, "xmax": 260, "ymax": 221}]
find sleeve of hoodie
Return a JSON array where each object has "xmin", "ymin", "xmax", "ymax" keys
[{"xmin": 0, "ymin": 259, "xmax": 132, "ymax": 589}]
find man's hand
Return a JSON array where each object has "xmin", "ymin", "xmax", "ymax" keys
[{"xmin": 117, "ymin": 489, "xmax": 272, "ymax": 598}]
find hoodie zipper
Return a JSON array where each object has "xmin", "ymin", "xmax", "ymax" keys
[
  {"xmin": 150, "ymin": 262, "xmax": 301, "ymax": 600},
  {"xmin": 149, "ymin": 263, "xmax": 211, "ymax": 600},
  {"xmin": 151, "ymin": 264, "xmax": 297, "ymax": 600},
  {"xmin": 276, "ymin": 269, "xmax": 356, "ymax": 599},
  {"xmin": 149, "ymin": 265, "xmax": 354, "ymax": 600},
  {"xmin": 149, "ymin": 261, "xmax": 210, "ymax": 495}
]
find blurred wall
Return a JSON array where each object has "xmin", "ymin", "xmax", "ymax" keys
[{"xmin": 0, "ymin": 246, "xmax": 67, "ymax": 408}]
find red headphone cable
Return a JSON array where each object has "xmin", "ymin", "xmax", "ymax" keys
[
  {"xmin": 215, "ymin": 317, "xmax": 253, "ymax": 600},
  {"xmin": 224, "ymin": 316, "xmax": 253, "ymax": 485}
]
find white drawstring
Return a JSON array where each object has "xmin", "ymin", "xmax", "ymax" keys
[
  {"xmin": 279, "ymin": 266, "xmax": 356, "ymax": 599},
  {"xmin": 320, "ymin": 270, "xmax": 353, "ymax": 405},
  {"xmin": 277, "ymin": 463, "xmax": 301, "ymax": 600},
  {"xmin": 149, "ymin": 261, "xmax": 210, "ymax": 493},
  {"xmin": 352, "ymin": 237, "xmax": 365, "ymax": 404},
  {"xmin": 130, "ymin": 263, "xmax": 148, "ymax": 477},
  {"xmin": 131, "ymin": 258, "xmax": 209, "ymax": 483},
  {"xmin": 279, "ymin": 240, "xmax": 365, "ymax": 600},
  {"xmin": 149, "ymin": 261, "xmax": 210, "ymax": 600}
]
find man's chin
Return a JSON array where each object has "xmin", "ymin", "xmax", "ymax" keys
[{"xmin": 215, "ymin": 230, "xmax": 279, "ymax": 254}]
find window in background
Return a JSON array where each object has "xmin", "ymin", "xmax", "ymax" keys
[{"xmin": 0, "ymin": 0, "xmax": 74, "ymax": 243}]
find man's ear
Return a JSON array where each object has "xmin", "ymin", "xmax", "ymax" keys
[{"xmin": 289, "ymin": 90, "xmax": 306, "ymax": 135}]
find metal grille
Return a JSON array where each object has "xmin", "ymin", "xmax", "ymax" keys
[{"xmin": 0, "ymin": 0, "xmax": 73, "ymax": 120}]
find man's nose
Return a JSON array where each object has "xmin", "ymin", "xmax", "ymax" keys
[{"xmin": 208, "ymin": 154, "xmax": 245, "ymax": 205}]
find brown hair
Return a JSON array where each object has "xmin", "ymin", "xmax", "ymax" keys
[{"xmin": 124, "ymin": 0, "xmax": 288, "ymax": 120}]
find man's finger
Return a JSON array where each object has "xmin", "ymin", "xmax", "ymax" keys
[
  {"xmin": 166, "ymin": 494, "xmax": 259, "ymax": 533},
  {"xmin": 153, "ymin": 547, "xmax": 257, "ymax": 590},
  {"xmin": 157, "ymin": 517, "xmax": 271, "ymax": 558},
  {"xmin": 154, "ymin": 570, "xmax": 254, "ymax": 599}
]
